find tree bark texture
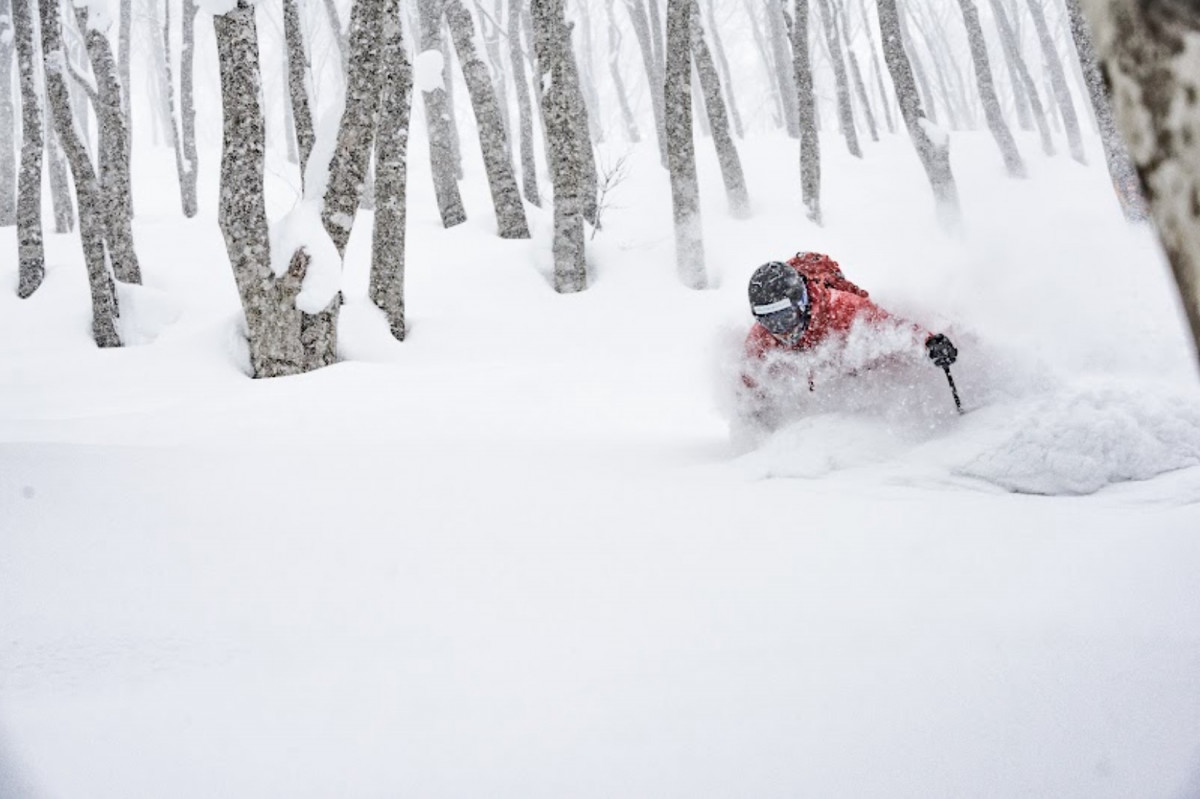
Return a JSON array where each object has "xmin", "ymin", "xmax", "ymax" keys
[
  {"xmin": 45, "ymin": 102, "xmax": 74, "ymax": 234},
  {"xmin": 815, "ymin": 0, "xmax": 862, "ymax": 156},
  {"xmin": 118, "ymin": 0, "xmax": 131, "ymax": 166},
  {"xmin": 956, "ymin": 0, "xmax": 1025, "ymax": 176},
  {"xmin": 0, "ymin": 0, "xmax": 15, "ymax": 227},
  {"xmin": 509, "ymin": 0, "xmax": 541, "ymax": 205},
  {"xmin": 180, "ymin": 0, "xmax": 199, "ymax": 217},
  {"xmin": 444, "ymin": 0, "xmax": 530, "ymax": 238},
  {"xmin": 479, "ymin": 0, "xmax": 515, "ymax": 153},
  {"xmin": 418, "ymin": 0, "xmax": 466, "ymax": 227},
  {"xmin": 988, "ymin": 0, "xmax": 1054, "ymax": 154},
  {"xmin": 13, "ymin": 0, "xmax": 43, "ymax": 296},
  {"xmin": 532, "ymin": 0, "xmax": 587, "ymax": 293},
  {"xmin": 560, "ymin": 20, "xmax": 599, "ymax": 224},
  {"xmin": 1078, "ymin": 0, "xmax": 1200, "ymax": 364},
  {"xmin": 665, "ymin": 0, "xmax": 706, "ymax": 288},
  {"xmin": 40, "ymin": 0, "xmax": 121, "ymax": 346},
  {"xmin": 689, "ymin": 0, "xmax": 748, "ymax": 216},
  {"xmin": 876, "ymin": 0, "xmax": 961, "ymax": 229},
  {"xmin": 792, "ymin": 0, "xmax": 821, "ymax": 223},
  {"xmin": 284, "ymin": 0, "xmax": 316, "ymax": 180},
  {"xmin": 1025, "ymin": 0, "xmax": 1086, "ymax": 162},
  {"xmin": 371, "ymin": 0, "xmax": 413, "ymax": 341}
]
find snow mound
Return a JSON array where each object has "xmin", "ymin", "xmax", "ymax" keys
[
  {"xmin": 114, "ymin": 281, "xmax": 183, "ymax": 346},
  {"xmin": 336, "ymin": 298, "xmax": 404, "ymax": 362},
  {"xmin": 269, "ymin": 200, "xmax": 343, "ymax": 314}
]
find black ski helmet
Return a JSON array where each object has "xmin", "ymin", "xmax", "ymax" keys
[{"xmin": 748, "ymin": 261, "xmax": 811, "ymax": 338}]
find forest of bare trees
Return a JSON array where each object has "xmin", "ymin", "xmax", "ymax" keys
[{"xmin": 1, "ymin": 0, "xmax": 1197, "ymax": 374}]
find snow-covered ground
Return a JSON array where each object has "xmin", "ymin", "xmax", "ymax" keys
[{"xmin": 3, "ymin": 120, "xmax": 1200, "ymax": 798}]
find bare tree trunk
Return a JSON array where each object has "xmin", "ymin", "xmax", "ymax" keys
[
  {"xmin": 1025, "ymin": 0, "xmax": 1085, "ymax": 162},
  {"xmin": 371, "ymin": 0, "xmax": 413, "ymax": 341},
  {"xmin": 834, "ymin": 0, "xmax": 879, "ymax": 142},
  {"xmin": 418, "ymin": 0, "xmax": 466, "ymax": 227},
  {"xmin": 990, "ymin": 0, "xmax": 1033, "ymax": 130},
  {"xmin": 769, "ymin": 0, "xmax": 801, "ymax": 137},
  {"xmin": 897, "ymin": 4, "xmax": 939, "ymax": 124},
  {"xmin": 744, "ymin": 0, "xmax": 786, "ymax": 130},
  {"xmin": 665, "ymin": 0, "xmax": 705, "ymax": 288},
  {"xmin": 179, "ymin": 0, "xmax": 198, "ymax": 218},
  {"xmin": 0, "ymin": 0, "xmax": 15, "ymax": 228},
  {"xmin": 1064, "ymin": 0, "xmax": 1144, "ymax": 218},
  {"xmin": 285, "ymin": 0, "xmax": 316, "ymax": 180},
  {"xmin": 877, "ymin": 0, "xmax": 960, "ymax": 229},
  {"xmin": 792, "ymin": 0, "xmax": 820, "ymax": 223},
  {"xmin": 44, "ymin": 84, "xmax": 74, "ymax": 234},
  {"xmin": 439, "ymin": 27, "xmax": 464, "ymax": 178},
  {"xmin": 322, "ymin": 0, "xmax": 350, "ymax": 70},
  {"xmin": 445, "ymin": 0, "xmax": 530, "ymax": 238},
  {"xmin": 690, "ymin": 0, "xmax": 748, "ymax": 216},
  {"xmin": 701, "ymin": 0, "xmax": 743, "ymax": 138},
  {"xmin": 560, "ymin": 15, "xmax": 600, "ymax": 223},
  {"xmin": 956, "ymin": 0, "xmax": 1025, "ymax": 176},
  {"xmin": 988, "ymin": 0, "xmax": 1054, "ymax": 153},
  {"xmin": 76, "ymin": 5, "xmax": 141, "ymax": 284},
  {"xmin": 532, "ymin": 0, "xmax": 586, "ymax": 292},
  {"xmin": 119, "ymin": 0, "xmax": 131, "ymax": 166},
  {"xmin": 604, "ymin": 0, "xmax": 641, "ymax": 142},
  {"xmin": 479, "ymin": 0, "xmax": 514, "ymax": 153},
  {"xmin": 856, "ymin": 0, "xmax": 895, "ymax": 133},
  {"xmin": 509, "ymin": 0, "xmax": 541, "ymax": 204},
  {"xmin": 626, "ymin": 0, "xmax": 668, "ymax": 163},
  {"xmin": 815, "ymin": 0, "xmax": 862, "ymax": 156},
  {"xmin": 574, "ymin": 0, "xmax": 604, "ymax": 143},
  {"xmin": 1077, "ymin": 0, "xmax": 1200, "ymax": 364},
  {"xmin": 40, "ymin": 0, "xmax": 120, "ymax": 346},
  {"xmin": 904, "ymin": 4, "xmax": 962, "ymax": 128},
  {"xmin": 13, "ymin": 0, "xmax": 43, "ymax": 296}
]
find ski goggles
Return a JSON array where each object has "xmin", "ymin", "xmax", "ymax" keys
[{"xmin": 753, "ymin": 289, "xmax": 810, "ymax": 336}]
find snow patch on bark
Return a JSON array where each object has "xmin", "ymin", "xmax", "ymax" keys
[
  {"xmin": 270, "ymin": 200, "xmax": 343, "ymax": 314},
  {"xmin": 413, "ymin": 49, "xmax": 445, "ymax": 92},
  {"xmin": 195, "ymin": 0, "xmax": 240, "ymax": 14},
  {"xmin": 918, "ymin": 117, "xmax": 948, "ymax": 149}
]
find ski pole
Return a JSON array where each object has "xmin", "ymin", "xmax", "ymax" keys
[{"xmin": 942, "ymin": 365, "xmax": 963, "ymax": 414}]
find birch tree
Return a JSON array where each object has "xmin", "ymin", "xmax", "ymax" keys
[
  {"xmin": 665, "ymin": 0, "xmax": 705, "ymax": 288},
  {"xmin": 792, "ymin": 0, "xmax": 820, "ymax": 223},
  {"xmin": 690, "ymin": 0, "xmax": 748, "ymax": 216},
  {"xmin": 1025, "ymin": 0, "xmax": 1085, "ymax": 162},
  {"xmin": 1078, "ymin": 0, "xmax": 1200, "ymax": 364},
  {"xmin": 955, "ymin": 0, "xmax": 1025, "ymax": 176},
  {"xmin": 417, "ymin": 0, "xmax": 466, "ymax": 227},
  {"xmin": 0, "ymin": 2, "xmax": 14, "ymax": 228},
  {"xmin": 13, "ymin": 0, "xmax": 42, "ymax": 297}
]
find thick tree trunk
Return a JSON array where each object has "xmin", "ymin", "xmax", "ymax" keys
[
  {"xmin": 76, "ymin": 5, "xmax": 141, "ymax": 284},
  {"xmin": 0, "ymin": 1, "xmax": 15, "ymax": 228},
  {"xmin": 1025, "ymin": 0, "xmax": 1086, "ymax": 162},
  {"xmin": 604, "ymin": 0, "xmax": 641, "ymax": 142},
  {"xmin": 877, "ymin": 0, "xmax": 961, "ymax": 229},
  {"xmin": 532, "ymin": 0, "xmax": 586, "ymax": 293},
  {"xmin": 689, "ymin": 0, "xmax": 748, "ymax": 216},
  {"xmin": 956, "ymin": 0, "xmax": 1025, "ymax": 176},
  {"xmin": 626, "ymin": 0, "xmax": 668, "ymax": 163},
  {"xmin": 509, "ymin": 0, "xmax": 541, "ymax": 205},
  {"xmin": 1078, "ymin": 0, "xmax": 1200, "ymax": 364},
  {"xmin": 13, "ymin": 0, "xmax": 43, "ymax": 296},
  {"xmin": 791, "ymin": 0, "xmax": 820, "ymax": 223},
  {"xmin": 769, "ymin": 0, "xmax": 801, "ymax": 137},
  {"xmin": 40, "ymin": 0, "xmax": 120, "ymax": 346},
  {"xmin": 180, "ymin": 0, "xmax": 198, "ymax": 217},
  {"xmin": 371, "ymin": 0, "xmax": 413, "ymax": 341},
  {"xmin": 444, "ymin": 0, "xmax": 530, "ymax": 238},
  {"xmin": 815, "ymin": 0, "xmax": 861, "ymax": 156},
  {"xmin": 418, "ymin": 0, "xmax": 466, "ymax": 227},
  {"xmin": 284, "ymin": 0, "xmax": 316, "ymax": 180},
  {"xmin": 479, "ymin": 0, "xmax": 515, "ymax": 154},
  {"xmin": 665, "ymin": 0, "xmax": 705, "ymax": 288},
  {"xmin": 988, "ymin": 0, "xmax": 1054, "ymax": 154}
]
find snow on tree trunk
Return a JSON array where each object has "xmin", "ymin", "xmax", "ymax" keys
[
  {"xmin": 815, "ymin": 0, "xmax": 862, "ymax": 156},
  {"xmin": 45, "ymin": 101, "xmax": 74, "ymax": 235},
  {"xmin": 1065, "ymin": 0, "xmax": 1145, "ymax": 219},
  {"xmin": 1078, "ymin": 0, "xmax": 1200, "ymax": 366},
  {"xmin": 179, "ymin": 0, "xmax": 198, "ymax": 218},
  {"xmin": 76, "ymin": 5, "xmax": 141, "ymax": 285},
  {"xmin": 509, "ymin": 0, "xmax": 541, "ymax": 205},
  {"xmin": 444, "ymin": 0, "xmax": 530, "ymax": 238},
  {"xmin": 40, "ymin": 0, "xmax": 120, "ymax": 346},
  {"xmin": 877, "ymin": 0, "xmax": 961, "ymax": 230},
  {"xmin": 956, "ymin": 0, "xmax": 1026, "ymax": 176},
  {"xmin": 604, "ymin": 0, "xmax": 641, "ymax": 142},
  {"xmin": 0, "ymin": 1, "xmax": 15, "ymax": 228},
  {"xmin": 1025, "ymin": 0, "xmax": 1086, "ymax": 163},
  {"xmin": 13, "ymin": 0, "xmax": 43, "ymax": 297},
  {"xmin": 560, "ymin": 20, "xmax": 599, "ymax": 224},
  {"xmin": 702, "ymin": 0, "xmax": 743, "ymax": 139},
  {"xmin": 665, "ymin": 0, "xmax": 706, "ymax": 288},
  {"xmin": 792, "ymin": 0, "xmax": 821, "ymax": 223},
  {"xmin": 625, "ymin": 0, "xmax": 668, "ymax": 164},
  {"xmin": 769, "ymin": 0, "xmax": 801, "ymax": 137},
  {"xmin": 284, "ymin": 0, "xmax": 315, "ymax": 180},
  {"xmin": 418, "ymin": 0, "xmax": 466, "ymax": 227},
  {"xmin": 213, "ymin": 0, "xmax": 304, "ymax": 378},
  {"xmin": 531, "ymin": 0, "xmax": 587, "ymax": 292},
  {"xmin": 370, "ymin": 0, "xmax": 413, "ymax": 341},
  {"xmin": 988, "ymin": 0, "xmax": 1054, "ymax": 154},
  {"xmin": 689, "ymin": 0, "xmax": 748, "ymax": 216}
]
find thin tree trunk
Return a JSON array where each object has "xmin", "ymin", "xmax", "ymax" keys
[
  {"xmin": 0, "ymin": 0, "xmax": 15, "ymax": 228},
  {"xmin": 815, "ymin": 0, "xmax": 861, "ymax": 155},
  {"xmin": 744, "ymin": 0, "xmax": 785, "ymax": 130},
  {"xmin": 509, "ymin": 0, "xmax": 541, "ymax": 204},
  {"xmin": 689, "ymin": 0, "xmax": 748, "ymax": 216},
  {"xmin": 532, "ymin": 0, "xmax": 586, "ymax": 292},
  {"xmin": 956, "ymin": 0, "xmax": 1025, "ymax": 175},
  {"xmin": 792, "ymin": 0, "xmax": 820, "ymax": 223},
  {"xmin": 45, "ymin": 100, "xmax": 74, "ymax": 234},
  {"xmin": 180, "ymin": 0, "xmax": 198, "ymax": 217},
  {"xmin": 119, "ymin": 0, "xmax": 131, "ymax": 167},
  {"xmin": 846, "ymin": 49, "xmax": 879, "ymax": 142},
  {"xmin": 439, "ymin": 27, "xmax": 464, "ymax": 178},
  {"xmin": 877, "ymin": 0, "xmax": 960, "ymax": 229},
  {"xmin": 40, "ymin": 0, "xmax": 121, "ymax": 346},
  {"xmin": 604, "ymin": 0, "xmax": 641, "ymax": 142},
  {"xmin": 574, "ymin": 0, "xmax": 604, "ymax": 143},
  {"xmin": 322, "ymin": 0, "xmax": 349, "ymax": 70},
  {"xmin": 445, "ymin": 0, "xmax": 530, "ymax": 238},
  {"xmin": 418, "ymin": 0, "xmax": 466, "ymax": 227},
  {"xmin": 626, "ymin": 0, "xmax": 667, "ymax": 163},
  {"xmin": 702, "ymin": 0, "xmax": 743, "ymax": 138},
  {"xmin": 857, "ymin": 0, "xmax": 895, "ymax": 133},
  {"xmin": 769, "ymin": 0, "xmax": 801, "ymax": 137},
  {"xmin": 285, "ymin": 0, "xmax": 316, "ymax": 180},
  {"xmin": 13, "ymin": 0, "xmax": 43, "ymax": 296},
  {"xmin": 897, "ymin": 4, "xmax": 939, "ymax": 124},
  {"xmin": 665, "ymin": 0, "xmax": 705, "ymax": 288},
  {"xmin": 1025, "ymin": 0, "xmax": 1085, "ymax": 162},
  {"xmin": 371, "ymin": 0, "xmax": 413, "ymax": 341},
  {"xmin": 903, "ymin": 4, "xmax": 962, "ymax": 128},
  {"xmin": 989, "ymin": 0, "xmax": 1054, "ymax": 153},
  {"xmin": 990, "ymin": 0, "xmax": 1033, "ymax": 130}
]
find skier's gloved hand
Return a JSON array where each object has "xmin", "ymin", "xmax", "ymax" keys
[{"xmin": 925, "ymin": 333, "xmax": 957, "ymax": 368}]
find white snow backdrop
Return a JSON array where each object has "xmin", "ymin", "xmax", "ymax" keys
[{"xmin": 3, "ymin": 6, "xmax": 1200, "ymax": 797}]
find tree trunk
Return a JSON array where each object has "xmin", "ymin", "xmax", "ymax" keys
[
  {"xmin": 1025, "ymin": 0, "xmax": 1085, "ymax": 162},
  {"xmin": 322, "ymin": 0, "xmax": 349, "ymax": 70},
  {"xmin": 532, "ymin": 0, "xmax": 587, "ymax": 292},
  {"xmin": 702, "ymin": 0, "xmax": 743, "ymax": 138},
  {"xmin": 689, "ymin": 0, "xmax": 748, "ymax": 216},
  {"xmin": 988, "ymin": 0, "xmax": 1054, "ymax": 154},
  {"xmin": 834, "ymin": 0, "xmax": 879, "ymax": 142},
  {"xmin": 560, "ymin": 19, "xmax": 599, "ymax": 224},
  {"xmin": 769, "ymin": 0, "xmax": 801, "ymax": 137},
  {"xmin": 876, "ymin": 0, "xmax": 961, "ymax": 229},
  {"xmin": 180, "ymin": 0, "xmax": 198, "ymax": 218},
  {"xmin": 13, "ymin": 0, "xmax": 43, "ymax": 296},
  {"xmin": 897, "ymin": 4, "xmax": 939, "ymax": 124},
  {"xmin": 744, "ymin": 0, "xmax": 786, "ymax": 129},
  {"xmin": 479, "ymin": 0, "xmax": 515, "ymax": 154},
  {"xmin": 956, "ymin": 0, "xmax": 1025, "ymax": 176},
  {"xmin": 1077, "ymin": 0, "xmax": 1200, "ymax": 364},
  {"xmin": 509, "ymin": 0, "xmax": 541, "ymax": 204},
  {"xmin": 444, "ymin": 0, "xmax": 530, "ymax": 238},
  {"xmin": 857, "ymin": 0, "xmax": 896, "ymax": 133},
  {"xmin": 284, "ymin": 0, "xmax": 316, "ymax": 181},
  {"xmin": 76, "ymin": 5, "xmax": 141, "ymax": 285},
  {"xmin": 418, "ymin": 0, "xmax": 466, "ymax": 227},
  {"xmin": 0, "ymin": 0, "xmax": 15, "ymax": 228},
  {"xmin": 371, "ymin": 0, "xmax": 413, "ymax": 341},
  {"xmin": 439, "ymin": 27, "xmax": 464, "ymax": 179},
  {"xmin": 574, "ymin": 0, "xmax": 604, "ymax": 143},
  {"xmin": 44, "ymin": 85, "xmax": 75, "ymax": 235},
  {"xmin": 39, "ymin": 0, "xmax": 121, "ymax": 346},
  {"xmin": 990, "ymin": 0, "xmax": 1033, "ymax": 130},
  {"xmin": 604, "ymin": 0, "xmax": 641, "ymax": 142},
  {"xmin": 118, "ymin": 0, "xmax": 131, "ymax": 167},
  {"xmin": 815, "ymin": 0, "xmax": 862, "ymax": 156},
  {"xmin": 791, "ymin": 0, "xmax": 820, "ymax": 223},
  {"xmin": 665, "ymin": 0, "xmax": 705, "ymax": 288},
  {"xmin": 1064, "ymin": 0, "xmax": 1144, "ymax": 219},
  {"xmin": 625, "ymin": 0, "xmax": 668, "ymax": 164}
]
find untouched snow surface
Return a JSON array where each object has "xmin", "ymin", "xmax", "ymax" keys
[{"xmin": 3, "ymin": 119, "xmax": 1200, "ymax": 798}]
